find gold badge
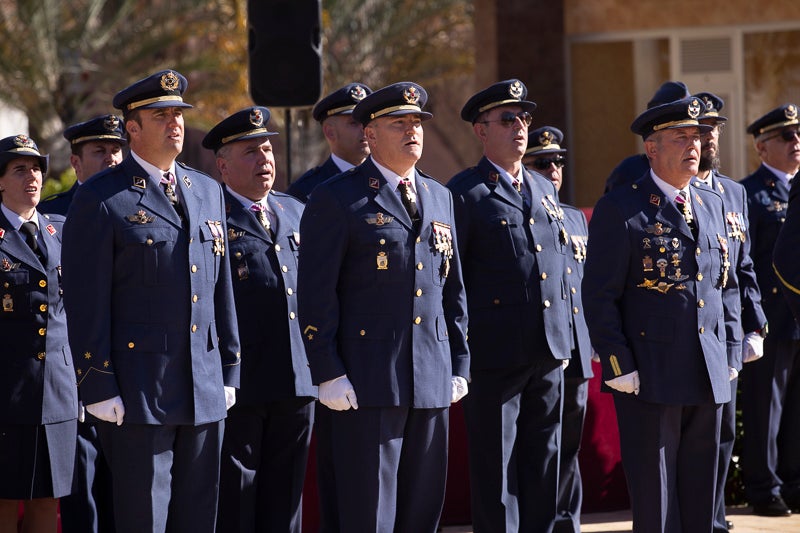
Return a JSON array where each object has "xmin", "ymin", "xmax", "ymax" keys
[
  {"xmin": 688, "ymin": 98, "xmax": 702, "ymax": 119},
  {"xmin": 13, "ymin": 134, "xmax": 35, "ymax": 149},
  {"xmin": 403, "ymin": 86, "xmax": 420, "ymax": 105},
  {"xmin": 103, "ymin": 115, "xmax": 120, "ymax": 131},
  {"xmin": 2, "ymin": 294, "xmax": 12, "ymax": 312},
  {"xmin": 368, "ymin": 177, "xmax": 380, "ymax": 189},
  {"xmin": 377, "ymin": 251, "xmax": 388, "ymax": 270},
  {"xmin": 649, "ymin": 194, "xmax": 661, "ymax": 207},
  {"xmin": 250, "ymin": 108, "xmax": 264, "ymax": 127},
  {"xmin": 160, "ymin": 71, "xmax": 180, "ymax": 91},
  {"xmin": 350, "ymin": 85, "xmax": 367, "ymax": 101},
  {"xmin": 303, "ymin": 325, "xmax": 318, "ymax": 341},
  {"xmin": 539, "ymin": 130, "xmax": 553, "ymax": 146},
  {"xmin": 509, "ymin": 80, "xmax": 524, "ymax": 99},
  {"xmin": 132, "ymin": 176, "xmax": 147, "ymax": 189},
  {"xmin": 642, "ymin": 255, "xmax": 653, "ymax": 271},
  {"xmin": 787, "ymin": 105, "xmax": 798, "ymax": 121},
  {"xmin": 127, "ymin": 210, "xmax": 154, "ymax": 224}
]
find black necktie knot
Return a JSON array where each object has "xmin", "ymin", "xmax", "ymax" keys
[
  {"xmin": 20, "ymin": 221, "xmax": 45, "ymax": 261},
  {"xmin": 398, "ymin": 179, "xmax": 419, "ymax": 222}
]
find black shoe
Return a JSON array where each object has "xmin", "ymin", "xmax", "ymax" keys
[
  {"xmin": 752, "ymin": 495, "xmax": 792, "ymax": 516},
  {"xmin": 726, "ymin": 519, "xmax": 734, "ymax": 530}
]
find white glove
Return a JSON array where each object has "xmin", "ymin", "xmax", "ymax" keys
[
  {"xmin": 319, "ymin": 375, "xmax": 359, "ymax": 411},
  {"xmin": 562, "ymin": 359, "xmax": 570, "ymax": 370},
  {"xmin": 224, "ymin": 386, "xmax": 236, "ymax": 410},
  {"xmin": 78, "ymin": 401, "xmax": 85, "ymax": 423},
  {"xmin": 605, "ymin": 371, "xmax": 640, "ymax": 395},
  {"xmin": 742, "ymin": 332, "xmax": 764, "ymax": 363},
  {"xmin": 451, "ymin": 376, "xmax": 468, "ymax": 403},
  {"xmin": 729, "ymin": 367, "xmax": 739, "ymax": 381},
  {"xmin": 591, "ymin": 348, "xmax": 600, "ymax": 363},
  {"xmin": 86, "ymin": 396, "xmax": 125, "ymax": 426}
]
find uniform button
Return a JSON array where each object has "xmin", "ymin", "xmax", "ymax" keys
[
  {"xmin": 275, "ymin": 244, "xmax": 281, "ymax": 251},
  {"xmin": 541, "ymin": 272, "xmax": 547, "ymax": 280},
  {"xmin": 416, "ymin": 236, "xmax": 421, "ymax": 243},
  {"xmin": 191, "ymin": 265, "xmax": 198, "ymax": 273},
  {"xmin": 146, "ymin": 238, "xmax": 154, "ymax": 246},
  {"xmin": 282, "ymin": 265, "xmax": 289, "ymax": 273},
  {"xmin": 696, "ymin": 273, "xmax": 703, "ymax": 281},
  {"xmin": 640, "ymin": 331, "xmax": 645, "ymax": 336},
  {"xmin": 493, "ymin": 298, "xmax": 500, "ymax": 305},
  {"xmin": 416, "ymin": 262, "xmax": 424, "ymax": 270},
  {"xmin": 543, "ymin": 300, "xmax": 551, "ymax": 308},
  {"xmin": 571, "ymin": 287, "xmax": 577, "ymax": 294},
  {"xmin": 573, "ymin": 307, "xmax": 579, "ymax": 314},
  {"xmin": 379, "ymin": 239, "xmax": 386, "ymax": 245},
  {"xmin": 698, "ymin": 299, "xmax": 705, "ymax": 308},
  {"xmin": 536, "ymin": 244, "xmax": 542, "ymax": 252},
  {"xmin": 189, "ymin": 237, "xmax": 194, "ymax": 243},
  {"xmin": 772, "ymin": 287, "xmax": 779, "ymax": 294},
  {"xmin": 37, "ymin": 352, "xmax": 45, "ymax": 360},
  {"xmin": 696, "ymin": 247, "xmax": 701, "ymax": 256},
  {"xmin": 529, "ymin": 217, "xmax": 535, "ymax": 225},
  {"xmin": 289, "ymin": 312, "xmax": 296, "ymax": 320},
  {"xmin": 192, "ymin": 295, "xmax": 199, "ymax": 303},
  {"xmin": 235, "ymin": 252, "xmax": 242, "ymax": 259},
  {"xmin": 567, "ymin": 267, "xmax": 573, "ymax": 274},
  {"xmin": 415, "ymin": 288, "xmax": 423, "ymax": 297},
  {"xmin": 360, "ymin": 329, "xmax": 366, "ymax": 336},
  {"xmin": 191, "ymin": 324, "xmax": 198, "ymax": 333},
  {"xmin": 39, "ymin": 280, "xmax": 47, "ymax": 288},
  {"xmin": 781, "ymin": 217, "xmax": 786, "ymax": 223},
  {"xmin": 414, "ymin": 316, "xmax": 422, "ymax": 325},
  {"xmin": 699, "ymin": 327, "xmax": 705, "ymax": 334},
  {"xmin": 287, "ymin": 288, "xmax": 294, "ymax": 295},
  {"xmin": 128, "ymin": 342, "xmax": 135, "ymax": 349},
  {"xmin": 39, "ymin": 304, "xmax": 47, "ymax": 312},
  {"xmin": 3, "ymin": 282, "xmax": 8, "ymax": 288},
  {"xmin": 38, "ymin": 328, "xmax": 46, "ymax": 336},
  {"xmin": 501, "ymin": 220, "xmax": 508, "ymax": 226}
]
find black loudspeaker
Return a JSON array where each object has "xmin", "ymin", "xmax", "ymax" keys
[{"xmin": 248, "ymin": 0, "xmax": 322, "ymax": 107}]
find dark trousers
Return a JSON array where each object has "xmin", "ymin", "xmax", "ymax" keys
[
  {"xmin": 60, "ymin": 422, "xmax": 115, "ymax": 533},
  {"xmin": 314, "ymin": 403, "xmax": 339, "ymax": 533},
  {"xmin": 463, "ymin": 361, "xmax": 563, "ymax": 533},
  {"xmin": 98, "ymin": 420, "xmax": 223, "ymax": 533},
  {"xmin": 329, "ymin": 406, "xmax": 449, "ymax": 533},
  {"xmin": 216, "ymin": 398, "xmax": 314, "ymax": 533},
  {"xmin": 713, "ymin": 378, "xmax": 737, "ymax": 533},
  {"xmin": 615, "ymin": 395, "xmax": 721, "ymax": 533},
  {"xmin": 741, "ymin": 338, "xmax": 800, "ymax": 503},
  {"xmin": 554, "ymin": 378, "xmax": 589, "ymax": 533}
]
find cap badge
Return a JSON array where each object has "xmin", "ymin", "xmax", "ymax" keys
[
  {"xmin": 103, "ymin": 115, "xmax": 120, "ymax": 131},
  {"xmin": 13, "ymin": 135, "xmax": 35, "ymax": 149},
  {"xmin": 350, "ymin": 85, "xmax": 367, "ymax": 102},
  {"xmin": 702, "ymin": 97, "xmax": 715, "ymax": 113},
  {"xmin": 786, "ymin": 105, "xmax": 798, "ymax": 121},
  {"xmin": 403, "ymin": 86, "xmax": 420, "ymax": 105},
  {"xmin": 509, "ymin": 81, "xmax": 524, "ymax": 99},
  {"xmin": 250, "ymin": 108, "xmax": 264, "ymax": 127},
  {"xmin": 687, "ymin": 99, "xmax": 701, "ymax": 119},
  {"xmin": 539, "ymin": 131, "xmax": 553, "ymax": 146},
  {"xmin": 160, "ymin": 71, "xmax": 180, "ymax": 91}
]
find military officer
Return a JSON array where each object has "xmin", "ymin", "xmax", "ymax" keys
[
  {"xmin": 740, "ymin": 103, "xmax": 800, "ymax": 517},
  {"xmin": 583, "ymin": 97, "xmax": 731, "ymax": 533},
  {"xmin": 604, "ymin": 81, "xmax": 692, "ymax": 193},
  {"xmin": 202, "ymin": 107, "xmax": 316, "ymax": 533},
  {"xmin": 39, "ymin": 114, "xmax": 126, "ymax": 533},
  {"xmin": 447, "ymin": 80, "xmax": 572, "ymax": 533},
  {"xmin": 287, "ymin": 82, "xmax": 372, "ymax": 203},
  {"xmin": 39, "ymin": 114, "xmax": 126, "ymax": 216},
  {"xmin": 523, "ymin": 126, "xmax": 593, "ymax": 533},
  {"xmin": 297, "ymin": 81, "xmax": 470, "ymax": 532},
  {"xmin": 61, "ymin": 70, "xmax": 241, "ymax": 533},
  {"xmin": 0, "ymin": 135, "xmax": 78, "ymax": 533},
  {"xmin": 690, "ymin": 92, "xmax": 767, "ymax": 532}
]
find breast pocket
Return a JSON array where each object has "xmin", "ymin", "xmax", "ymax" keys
[
  {"xmin": 488, "ymin": 213, "xmax": 527, "ymax": 258},
  {"xmin": 349, "ymin": 225, "xmax": 408, "ymax": 284},
  {"xmin": 120, "ymin": 226, "xmax": 175, "ymax": 286},
  {"xmin": 0, "ymin": 269, "xmax": 31, "ymax": 318}
]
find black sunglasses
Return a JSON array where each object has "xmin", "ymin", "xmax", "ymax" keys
[
  {"xmin": 765, "ymin": 128, "xmax": 800, "ymax": 142},
  {"xmin": 479, "ymin": 111, "xmax": 533, "ymax": 127},
  {"xmin": 532, "ymin": 157, "xmax": 565, "ymax": 170}
]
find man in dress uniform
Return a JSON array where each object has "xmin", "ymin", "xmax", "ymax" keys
[
  {"xmin": 39, "ymin": 114, "xmax": 126, "ymax": 533},
  {"xmin": 583, "ymin": 97, "xmax": 731, "ymax": 533},
  {"xmin": 39, "ymin": 114, "xmax": 126, "ymax": 216},
  {"xmin": 61, "ymin": 69, "xmax": 241, "ymax": 533},
  {"xmin": 523, "ymin": 126, "xmax": 593, "ymax": 533},
  {"xmin": 447, "ymin": 80, "xmax": 572, "ymax": 533},
  {"xmin": 740, "ymin": 103, "xmax": 800, "ymax": 517},
  {"xmin": 297, "ymin": 81, "xmax": 470, "ymax": 532},
  {"xmin": 287, "ymin": 82, "xmax": 372, "ymax": 203},
  {"xmin": 690, "ymin": 92, "xmax": 767, "ymax": 532},
  {"xmin": 202, "ymin": 107, "xmax": 316, "ymax": 533},
  {"xmin": 604, "ymin": 81, "xmax": 691, "ymax": 193}
]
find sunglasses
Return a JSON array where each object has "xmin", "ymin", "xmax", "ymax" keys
[
  {"xmin": 765, "ymin": 129, "xmax": 800, "ymax": 142},
  {"xmin": 479, "ymin": 111, "xmax": 533, "ymax": 127},
  {"xmin": 532, "ymin": 157, "xmax": 565, "ymax": 170}
]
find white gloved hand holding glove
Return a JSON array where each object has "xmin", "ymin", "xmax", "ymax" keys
[
  {"xmin": 451, "ymin": 376, "xmax": 468, "ymax": 403},
  {"xmin": 729, "ymin": 367, "xmax": 739, "ymax": 381},
  {"xmin": 86, "ymin": 396, "xmax": 125, "ymax": 426},
  {"xmin": 605, "ymin": 371, "xmax": 640, "ymax": 395},
  {"xmin": 319, "ymin": 375, "xmax": 359, "ymax": 411},
  {"xmin": 562, "ymin": 359, "xmax": 570, "ymax": 370},
  {"xmin": 742, "ymin": 331, "xmax": 764, "ymax": 363},
  {"xmin": 224, "ymin": 386, "xmax": 237, "ymax": 410}
]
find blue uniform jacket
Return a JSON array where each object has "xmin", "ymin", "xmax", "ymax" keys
[
  {"xmin": 61, "ymin": 156, "xmax": 241, "ymax": 425},
  {"xmin": 287, "ymin": 156, "xmax": 342, "ymax": 203},
  {"xmin": 694, "ymin": 173, "xmax": 766, "ymax": 370},
  {"xmin": 773, "ymin": 175, "xmax": 800, "ymax": 323},
  {"xmin": 39, "ymin": 182, "xmax": 78, "ymax": 216},
  {"xmin": 604, "ymin": 153, "xmax": 650, "ymax": 193},
  {"xmin": 0, "ymin": 211, "xmax": 78, "ymax": 424},
  {"xmin": 563, "ymin": 204, "xmax": 593, "ymax": 380},
  {"xmin": 297, "ymin": 158, "xmax": 470, "ymax": 408},
  {"xmin": 583, "ymin": 174, "xmax": 731, "ymax": 405},
  {"xmin": 447, "ymin": 157, "xmax": 572, "ymax": 369},
  {"xmin": 742, "ymin": 164, "xmax": 800, "ymax": 341},
  {"xmin": 224, "ymin": 187, "xmax": 315, "ymax": 404}
]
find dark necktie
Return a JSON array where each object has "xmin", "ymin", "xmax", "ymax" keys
[
  {"xmin": 512, "ymin": 177, "xmax": 530, "ymax": 210},
  {"xmin": 20, "ymin": 221, "xmax": 45, "ymax": 262},
  {"xmin": 398, "ymin": 179, "xmax": 419, "ymax": 222},
  {"xmin": 250, "ymin": 202, "xmax": 273, "ymax": 237},
  {"xmin": 675, "ymin": 190, "xmax": 696, "ymax": 235}
]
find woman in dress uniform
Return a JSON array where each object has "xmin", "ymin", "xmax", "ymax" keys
[{"xmin": 0, "ymin": 135, "xmax": 78, "ymax": 533}]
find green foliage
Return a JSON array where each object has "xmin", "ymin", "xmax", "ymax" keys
[{"xmin": 41, "ymin": 167, "xmax": 77, "ymax": 200}]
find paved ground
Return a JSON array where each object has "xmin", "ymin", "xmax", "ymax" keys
[{"xmin": 440, "ymin": 506, "xmax": 800, "ymax": 532}]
